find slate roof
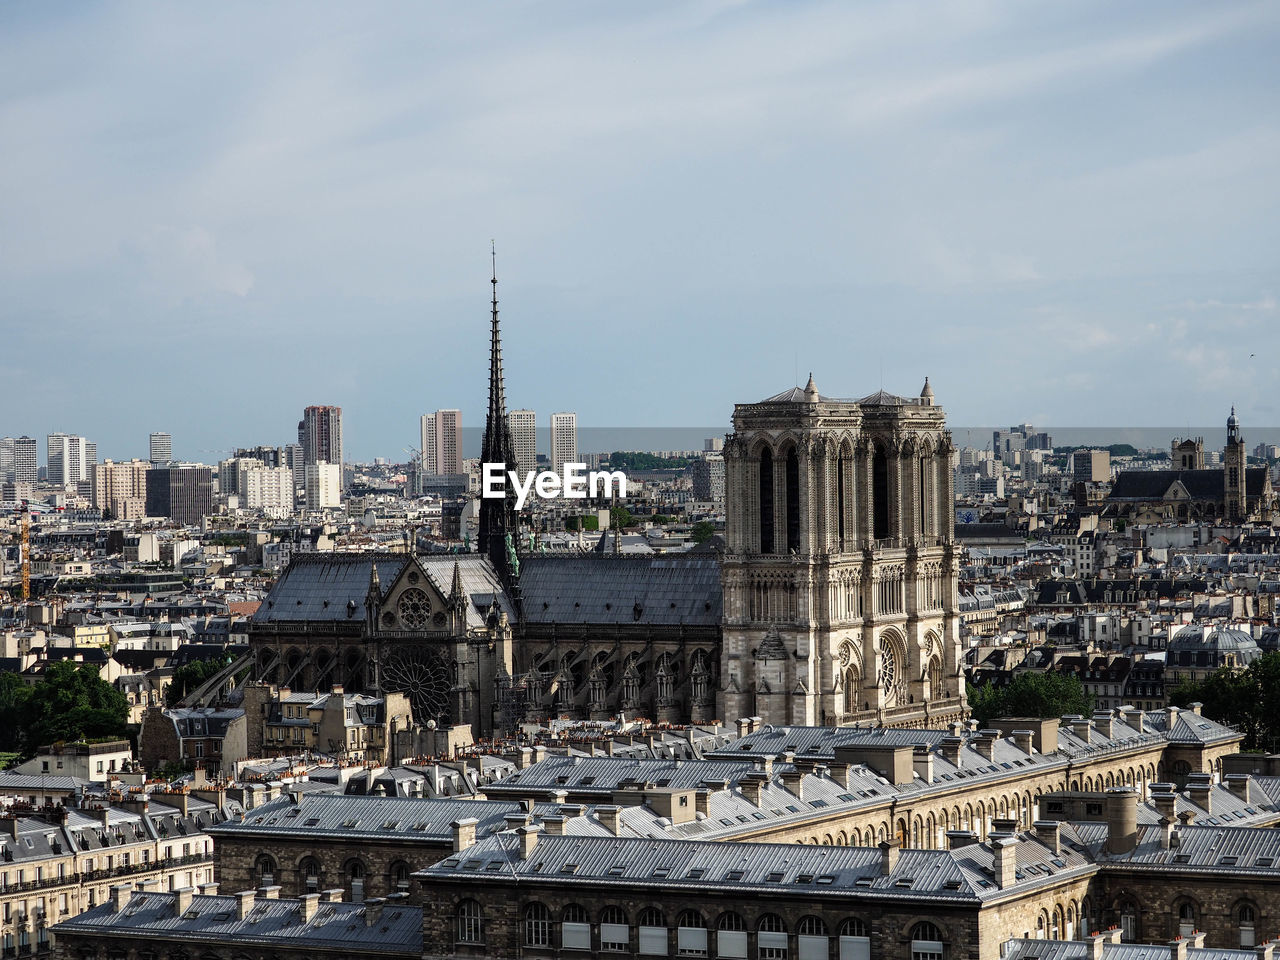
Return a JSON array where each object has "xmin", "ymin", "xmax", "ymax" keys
[
  {"xmin": 520, "ymin": 555, "xmax": 721, "ymax": 625},
  {"xmin": 1003, "ymin": 939, "xmax": 1258, "ymax": 960},
  {"xmin": 423, "ymin": 828, "xmax": 1091, "ymax": 903},
  {"xmin": 208, "ymin": 793, "xmax": 527, "ymax": 844},
  {"xmin": 253, "ymin": 553, "xmax": 407, "ymax": 622},
  {"xmin": 416, "ymin": 555, "xmax": 514, "ymax": 629},
  {"xmin": 1109, "ymin": 468, "xmax": 1269, "ymax": 502},
  {"xmin": 52, "ymin": 891, "xmax": 421, "ymax": 956},
  {"xmin": 1078, "ymin": 821, "xmax": 1280, "ymax": 876}
]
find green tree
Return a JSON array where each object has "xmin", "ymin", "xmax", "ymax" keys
[
  {"xmin": 691, "ymin": 520, "xmax": 717, "ymax": 544},
  {"xmin": 0, "ymin": 672, "xmax": 32, "ymax": 753},
  {"xmin": 165, "ymin": 658, "xmax": 230, "ymax": 707},
  {"xmin": 19, "ymin": 661, "xmax": 129, "ymax": 757},
  {"xmin": 610, "ymin": 506, "xmax": 634, "ymax": 530},
  {"xmin": 1170, "ymin": 652, "xmax": 1280, "ymax": 752},
  {"xmin": 650, "ymin": 515, "xmax": 673, "ymax": 525},
  {"xmin": 968, "ymin": 672, "xmax": 1093, "ymax": 726}
]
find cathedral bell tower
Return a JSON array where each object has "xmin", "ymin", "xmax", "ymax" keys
[
  {"xmin": 719, "ymin": 376, "xmax": 965, "ymax": 729},
  {"xmin": 1224, "ymin": 406, "xmax": 1246, "ymax": 521}
]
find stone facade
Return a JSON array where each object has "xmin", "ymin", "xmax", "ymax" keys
[{"xmin": 719, "ymin": 377, "xmax": 964, "ymax": 729}]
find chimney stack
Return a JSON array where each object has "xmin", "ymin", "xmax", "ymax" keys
[
  {"xmin": 452, "ymin": 817, "xmax": 478, "ymax": 851},
  {"xmin": 198, "ymin": 883, "xmax": 219, "ymax": 897},
  {"xmin": 946, "ymin": 830, "xmax": 978, "ymax": 850},
  {"xmin": 1186, "ymin": 774, "xmax": 1212, "ymax": 814},
  {"xmin": 827, "ymin": 762, "xmax": 853, "ymax": 788},
  {"xmin": 940, "ymin": 736, "xmax": 964, "ymax": 767},
  {"xmin": 976, "ymin": 730, "xmax": 998, "ymax": 761},
  {"xmin": 1092, "ymin": 711, "xmax": 1115, "ymax": 739},
  {"xmin": 364, "ymin": 898, "xmax": 385, "ymax": 928},
  {"xmin": 779, "ymin": 768, "xmax": 804, "ymax": 800},
  {"xmin": 299, "ymin": 893, "xmax": 320, "ymax": 923},
  {"xmin": 543, "ymin": 815, "xmax": 566, "ymax": 836},
  {"xmin": 1033, "ymin": 820, "xmax": 1061, "ymax": 855},
  {"xmin": 1070, "ymin": 716, "xmax": 1092, "ymax": 743},
  {"xmin": 259, "ymin": 885, "xmax": 281, "ymax": 900},
  {"xmin": 1012, "ymin": 730, "xmax": 1034, "ymax": 756},
  {"xmin": 174, "ymin": 886, "xmax": 194, "ymax": 917},
  {"xmin": 913, "ymin": 748, "xmax": 934, "ymax": 784},
  {"xmin": 518, "ymin": 825, "xmax": 540, "ymax": 859},
  {"xmin": 235, "ymin": 891, "xmax": 256, "ymax": 920},
  {"xmin": 992, "ymin": 836, "xmax": 1018, "ymax": 888},
  {"xmin": 1151, "ymin": 787, "xmax": 1177, "ymax": 825},
  {"xmin": 1170, "ymin": 937, "xmax": 1188, "ymax": 960},
  {"xmin": 695, "ymin": 789, "xmax": 711, "ymax": 818},
  {"xmin": 879, "ymin": 839, "xmax": 899, "ymax": 876},
  {"xmin": 1226, "ymin": 774, "xmax": 1253, "ymax": 804},
  {"xmin": 597, "ymin": 805, "xmax": 621, "ymax": 836},
  {"xmin": 740, "ymin": 772, "xmax": 766, "ymax": 806},
  {"xmin": 1105, "ymin": 787, "xmax": 1138, "ymax": 855},
  {"xmin": 1159, "ymin": 816, "xmax": 1175, "ymax": 850},
  {"xmin": 110, "ymin": 883, "xmax": 132, "ymax": 913}
]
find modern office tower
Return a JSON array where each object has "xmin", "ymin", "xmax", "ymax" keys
[
  {"xmin": 12, "ymin": 437, "xmax": 37, "ymax": 485},
  {"xmin": 218, "ymin": 457, "xmax": 266, "ymax": 498},
  {"xmin": 235, "ymin": 445, "xmax": 285, "ymax": 468},
  {"xmin": 145, "ymin": 464, "xmax": 214, "ymax": 525},
  {"xmin": 301, "ymin": 405, "xmax": 343, "ymax": 467},
  {"xmin": 419, "ymin": 415, "xmax": 437, "ymax": 475},
  {"xmin": 550, "ymin": 411, "xmax": 577, "ymax": 476},
  {"xmin": 284, "ymin": 443, "xmax": 304, "ymax": 477},
  {"xmin": 244, "ymin": 465, "xmax": 295, "ymax": 517},
  {"xmin": 94, "ymin": 460, "xmax": 150, "ymax": 520},
  {"xmin": 509, "ymin": 409, "xmax": 536, "ymax": 473},
  {"xmin": 149, "ymin": 432, "xmax": 172, "ymax": 465},
  {"xmin": 435, "ymin": 409, "xmax": 462, "ymax": 475},
  {"xmin": 0, "ymin": 438, "xmax": 13, "ymax": 484},
  {"xmin": 304, "ymin": 461, "xmax": 342, "ymax": 510},
  {"xmin": 419, "ymin": 409, "xmax": 463, "ymax": 476},
  {"xmin": 1072, "ymin": 449, "xmax": 1111, "ymax": 483},
  {"xmin": 692, "ymin": 453, "xmax": 726, "ymax": 502},
  {"xmin": 47, "ymin": 433, "xmax": 93, "ymax": 488}
]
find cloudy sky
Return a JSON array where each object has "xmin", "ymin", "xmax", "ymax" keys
[{"xmin": 2, "ymin": 1, "xmax": 1277, "ymax": 461}]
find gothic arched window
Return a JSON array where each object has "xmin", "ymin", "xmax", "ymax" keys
[{"xmin": 759, "ymin": 447, "xmax": 774, "ymax": 553}]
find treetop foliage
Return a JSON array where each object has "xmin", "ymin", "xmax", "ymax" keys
[{"xmin": 967, "ymin": 671, "xmax": 1093, "ymax": 727}]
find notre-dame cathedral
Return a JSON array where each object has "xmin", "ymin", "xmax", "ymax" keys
[
  {"xmin": 249, "ymin": 265, "xmax": 965, "ymax": 736},
  {"xmin": 718, "ymin": 376, "xmax": 966, "ymax": 728}
]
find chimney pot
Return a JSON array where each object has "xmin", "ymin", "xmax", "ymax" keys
[{"xmin": 1105, "ymin": 787, "xmax": 1138, "ymax": 855}]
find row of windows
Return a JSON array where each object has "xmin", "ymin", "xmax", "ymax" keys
[{"xmin": 455, "ymin": 903, "xmax": 944, "ymax": 960}]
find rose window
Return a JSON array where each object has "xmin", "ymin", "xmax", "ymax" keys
[{"xmin": 396, "ymin": 589, "xmax": 431, "ymax": 630}]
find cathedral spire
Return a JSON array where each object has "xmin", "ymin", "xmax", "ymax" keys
[{"xmin": 479, "ymin": 244, "xmax": 521, "ymax": 598}]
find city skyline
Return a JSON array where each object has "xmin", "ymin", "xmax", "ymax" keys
[{"xmin": 2, "ymin": 1, "xmax": 1277, "ymax": 460}]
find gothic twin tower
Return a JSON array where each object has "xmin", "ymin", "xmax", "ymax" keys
[{"xmin": 719, "ymin": 375, "xmax": 966, "ymax": 728}]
